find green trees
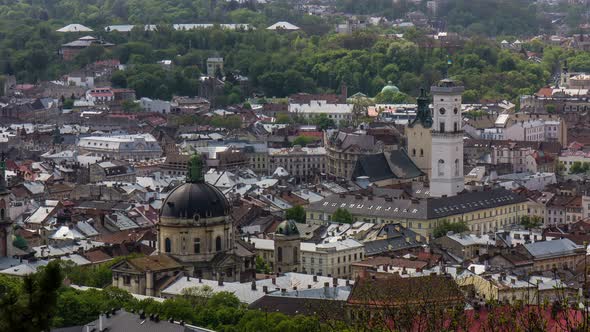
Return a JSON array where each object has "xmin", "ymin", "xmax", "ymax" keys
[
  {"xmin": 255, "ymin": 256, "xmax": 271, "ymax": 274},
  {"xmin": 332, "ymin": 208, "xmax": 353, "ymax": 224},
  {"xmin": 520, "ymin": 216, "xmax": 543, "ymax": 230},
  {"xmin": 209, "ymin": 115, "xmax": 242, "ymax": 129},
  {"xmin": 0, "ymin": 261, "xmax": 63, "ymax": 332},
  {"xmin": 313, "ymin": 114, "xmax": 335, "ymax": 130},
  {"xmin": 292, "ymin": 136, "xmax": 317, "ymax": 147},
  {"xmin": 570, "ymin": 161, "xmax": 590, "ymax": 174},
  {"xmin": 433, "ymin": 220, "xmax": 469, "ymax": 239},
  {"xmin": 439, "ymin": 0, "xmax": 547, "ymax": 36},
  {"xmin": 0, "ymin": 0, "xmax": 576, "ymax": 103},
  {"xmin": 374, "ymin": 90, "xmax": 412, "ymax": 104},
  {"xmin": 285, "ymin": 205, "xmax": 306, "ymax": 223}
]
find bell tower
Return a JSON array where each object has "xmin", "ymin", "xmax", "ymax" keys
[
  {"xmin": 430, "ymin": 79, "xmax": 464, "ymax": 197},
  {"xmin": 273, "ymin": 220, "xmax": 300, "ymax": 274}
]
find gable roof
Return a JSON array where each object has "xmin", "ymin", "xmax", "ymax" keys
[
  {"xmin": 352, "ymin": 150, "xmax": 424, "ymax": 182},
  {"xmin": 267, "ymin": 21, "xmax": 300, "ymax": 30},
  {"xmin": 128, "ymin": 254, "xmax": 182, "ymax": 272},
  {"xmin": 57, "ymin": 24, "xmax": 93, "ymax": 32}
]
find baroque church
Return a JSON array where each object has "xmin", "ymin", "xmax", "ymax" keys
[
  {"xmin": 112, "ymin": 155, "xmax": 256, "ymax": 296},
  {"xmin": 407, "ymin": 78, "xmax": 465, "ymax": 197}
]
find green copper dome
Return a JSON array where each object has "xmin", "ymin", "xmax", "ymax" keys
[
  {"xmin": 381, "ymin": 81, "xmax": 400, "ymax": 94},
  {"xmin": 276, "ymin": 220, "xmax": 300, "ymax": 236}
]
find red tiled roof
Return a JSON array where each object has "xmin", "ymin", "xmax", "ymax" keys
[
  {"xmin": 535, "ymin": 87, "xmax": 553, "ymax": 97},
  {"xmin": 83, "ymin": 248, "xmax": 113, "ymax": 263}
]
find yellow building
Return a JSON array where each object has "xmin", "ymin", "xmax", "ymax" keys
[
  {"xmin": 458, "ymin": 273, "xmax": 574, "ymax": 305},
  {"xmin": 306, "ymin": 188, "xmax": 528, "ymax": 239},
  {"xmin": 406, "ymin": 88, "xmax": 433, "ymax": 177}
]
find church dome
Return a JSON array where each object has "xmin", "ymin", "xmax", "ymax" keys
[
  {"xmin": 160, "ymin": 182, "xmax": 229, "ymax": 221},
  {"xmin": 381, "ymin": 81, "xmax": 400, "ymax": 94},
  {"xmin": 275, "ymin": 219, "xmax": 300, "ymax": 236}
]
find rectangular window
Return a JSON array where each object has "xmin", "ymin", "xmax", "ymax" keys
[{"xmin": 194, "ymin": 238, "xmax": 200, "ymax": 254}]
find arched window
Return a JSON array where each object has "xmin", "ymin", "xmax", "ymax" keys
[
  {"xmin": 194, "ymin": 238, "xmax": 200, "ymax": 254},
  {"xmin": 438, "ymin": 159, "xmax": 445, "ymax": 176},
  {"xmin": 454, "ymin": 122, "xmax": 458, "ymax": 132},
  {"xmin": 420, "ymin": 149, "xmax": 424, "ymax": 157},
  {"xmin": 165, "ymin": 238, "xmax": 171, "ymax": 253},
  {"xmin": 455, "ymin": 159, "xmax": 460, "ymax": 176},
  {"xmin": 0, "ymin": 208, "xmax": 5, "ymax": 220},
  {"xmin": 215, "ymin": 236, "xmax": 222, "ymax": 251},
  {"xmin": 412, "ymin": 148, "xmax": 416, "ymax": 156},
  {"xmin": 293, "ymin": 247, "xmax": 298, "ymax": 262},
  {"xmin": 278, "ymin": 247, "xmax": 283, "ymax": 262}
]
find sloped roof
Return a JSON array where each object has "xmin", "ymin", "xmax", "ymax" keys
[
  {"xmin": 352, "ymin": 153, "xmax": 395, "ymax": 182},
  {"xmin": 524, "ymin": 238, "xmax": 582, "ymax": 259},
  {"xmin": 352, "ymin": 150, "xmax": 424, "ymax": 182},
  {"xmin": 57, "ymin": 24, "xmax": 93, "ymax": 32},
  {"xmin": 267, "ymin": 21, "xmax": 300, "ymax": 30}
]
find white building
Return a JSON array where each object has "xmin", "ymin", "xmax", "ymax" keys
[
  {"xmin": 161, "ymin": 272, "xmax": 352, "ymax": 304},
  {"xmin": 288, "ymin": 100, "xmax": 353, "ymax": 126},
  {"xmin": 85, "ymin": 87, "xmax": 114, "ymax": 103},
  {"xmin": 268, "ymin": 146, "xmax": 326, "ymax": 178},
  {"xmin": 77, "ymin": 134, "xmax": 162, "ymax": 160},
  {"xmin": 248, "ymin": 237, "xmax": 365, "ymax": 279},
  {"xmin": 300, "ymin": 239, "xmax": 365, "ymax": 278},
  {"xmin": 67, "ymin": 74, "xmax": 94, "ymax": 88},
  {"xmin": 559, "ymin": 150, "xmax": 590, "ymax": 173},
  {"xmin": 498, "ymin": 172, "xmax": 557, "ymax": 191},
  {"xmin": 430, "ymin": 79, "xmax": 464, "ymax": 197},
  {"xmin": 139, "ymin": 97, "xmax": 171, "ymax": 114}
]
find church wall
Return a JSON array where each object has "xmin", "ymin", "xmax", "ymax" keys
[{"xmin": 406, "ymin": 124, "xmax": 432, "ymax": 178}]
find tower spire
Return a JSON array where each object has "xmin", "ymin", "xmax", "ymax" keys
[{"xmin": 409, "ymin": 88, "xmax": 432, "ymax": 128}]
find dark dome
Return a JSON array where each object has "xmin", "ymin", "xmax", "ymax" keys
[
  {"xmin": 160, "ymin": 182, "xmax": 229, "ymax": 220},
  {"xmin": 275, "ymin": 220, "xmax": 300, "ymax": 236}
]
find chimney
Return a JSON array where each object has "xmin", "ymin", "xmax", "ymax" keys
[
  {"xmin": 346, "ymin": 279, "xmax": 350, "ymax": 286},
  {"xmin": 218, "ymin": 277, "xmax": 224, "ymax": 286},
  {"xmin": 272, "ymin": 277, "xmax": 276, "ymax": 284},
  {"xmin": 308, "ymin": 284, "xmax": 312, "ymax": 289},
  {"xmin": 99, "ymin": 314, "xmax": 104, "ymax": 331},
  {"xmin": 470, "ymin": 266, "xmax": 475, "ymax": 273},
  {"xmin": 251, "ymin": 280, "xmax": 257, "ymax": 291},
  {"xmin": 281, "ymin": 288, "xmax": 286, "ymax": 295},
  {"xmin": 313, "ymin": 275, "xmax": 318, "ymax": 282},
  {"xmin": 262, "ymin": 285, "xmax": 268, "ymax": 294},
  {"xmin": 332, "ymin": 277, "xmax": 338, "ymax": 287}
]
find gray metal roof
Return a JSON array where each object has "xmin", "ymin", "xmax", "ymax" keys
[
  {"xmin": 524, "ymin": 238, "xmax": 582, "ymax": 259},
  {"xmin": 308, "ymin": 188, "xmax": 527, "ymax": 221}
]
